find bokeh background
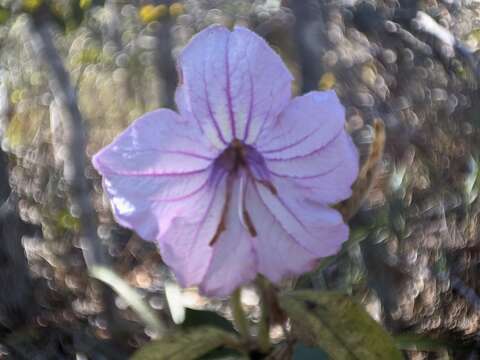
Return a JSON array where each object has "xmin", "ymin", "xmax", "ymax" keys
[{"xmin": 0, "ymin": 0, "xmax": 480, "ymax": 358}]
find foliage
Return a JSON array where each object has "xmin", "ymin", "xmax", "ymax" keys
[
  {"xmin": 131, "ymin": 327, "xmax": 241, "ymax": 360},
  {"xmin": 279, "ymin": 290, "xmax": 403, "ymax": 360}
]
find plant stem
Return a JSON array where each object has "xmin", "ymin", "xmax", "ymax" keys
[
  {"xmin": 230, "ymin": 288, "xmax": 250, "ymax": 343},
  {"xmin": 256, "ymin": 277, "xmax": 271, "ymax": 353}
]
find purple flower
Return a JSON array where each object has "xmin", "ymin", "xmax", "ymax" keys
[{"xmin": 93, "ymin": 25, "xmax": 359, "ymax": 297}]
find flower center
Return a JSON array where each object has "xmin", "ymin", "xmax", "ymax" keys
[
  {"xmin": 209, "ymin": 139, "xmax": 278, "ymax": 245},
  {"xmin": 213, "ymin": 140, "xmax": 276, "ymax": 195},
  {"xmin": 213, "ymin": 139, "xmax": 249, "ymax": 174}
]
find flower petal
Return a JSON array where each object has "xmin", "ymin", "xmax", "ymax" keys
[
  {"xmin": 93, "ymin": 109, "xmax": 217, "ymax": 176},
  {"xmin": 272, "ymin": 136, "xmax": 359, "ymax": 205},
  {"xmin": 257, "ymin": 91, "xmax": 345, "ymax": 159},
  {"xmin": 265, "ymin": 132, "xmax": 359, "ymax": 204},
  {"xmin": 255, "ymin": 91, "xmax": 358, "ymax": 204},
  {"xmin": 176, "ymin": 25, "xmax": 293, "ymax": 148},
  {"xmin": 158, "ymin": 174, "xmax": 228, "ymax": 287},
  {"xmin": 199, "ymin": 173, "xmax": 257, "ymax": 297},
  {"xmin": 265, "ymin": 131, "xmax": 357, "ymax": 177},
  {"xmin": 100, "ymin": 171, "xmax": 212, "ymax": 240},
  {"xmin": 92, "ymin": 109, "xmax": 219, "ymax": 240},
  {"xmin": 245, "ymin": 179, "xmax": 347, "ymax": 283}
]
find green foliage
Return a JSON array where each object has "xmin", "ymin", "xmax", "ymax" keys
[
  {"xmin": 5, "ymin": 110, "xmax": 46, "ymax": 150},
  {"xmin": 279, "ymin": 290, "xmax": 403, "ymax": 360},
  {"xmin": 131, "ymin": 327, "xmax": 240, "ymax": 360},
  {"xmin": 22, "ymin": 0, "xmax": 43, "ymax": 13},
  {"xmin": 198, "ymin": 348, "xmax": 245, "ymax": 360},
  {"xmin": 56, "ymin": 209, "xmax": 80, "ymax": 231},
  {"xmin": 395, "ymin": 333, "xmax": 472, "ymax": 353},
  {"xmin": 181, "ymin": 308, "xmax": 236, "ymax": 334},
  {"xmin": 293, "ymin": 343, "xmax": 329, "ymax": 360},
  {"xmin": 0, "ymin": 6, "xmax": 10, "ymax": 23},
  {"xmin": 72, "ymin": 47, "xmax": 104, "ymax": 65}
]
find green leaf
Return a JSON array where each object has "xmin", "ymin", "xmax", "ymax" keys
[
  {"xmin": 395, "ymin": 333, "xmax": 470, "ymax": 352},
  {"xmin": 293, "ymin": 343, "xmax": 329, "ymax": 360},
  {"xmin": 198, "ymin": 347, "xmax": 245, "ymax": 360},
  {"xmin": 182, "ymin": 308, "xmax": 236, "ymax": 334},
  {"xmin": 0, "ymin": 7, "xmax": 10, "ymax": 24},
  {"xmin": 131, "ymin": 326, "xmax": 241, "ymax": 360},
  {"xmin": 279, "ymin": 290, "xmax": 403, "ymax": 360}
]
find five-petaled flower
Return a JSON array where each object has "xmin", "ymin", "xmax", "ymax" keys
[{"xmin": 93, "ymin": 25, "xmax": 359, "ymax": 297}]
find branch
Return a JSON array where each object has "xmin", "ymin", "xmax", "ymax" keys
[
  {"xmin": 28, "ymin": 10, "xmax": 106, "ymax": 268},
  {"xmin": 154, "ymin": 19, "xmax": 177, "ymax": 109},
  {"xmin": 287, "ymin": 0, "xmax": 328, "ymax": 93},
  {"xmin": 27, "ymin": 10, "xmax": 167, "ymax": 333}
]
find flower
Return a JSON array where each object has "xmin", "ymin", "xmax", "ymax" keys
[{"xmin": 92, "ymin": 25, "xmax": 359, "ymax": 297}]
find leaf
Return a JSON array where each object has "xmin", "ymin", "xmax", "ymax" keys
[
  {"xmin": 293, "ymin": 343, "xmax": 329, "ymax": 360},
  {"xmin": 395, "ymin": 333, "xmax": 469, "ymax": 352},
  {"xmin": 182, "ymin": 308, "xmax": 236, "ymax": 334},
  {"xmin": 198, "ymin": 347, "xmax": 245, "ymax": 360},
  {"xmin": 131, "ymin": 326, "xmax": 241, "ymax": 360},
  {"xmin": 279, "ymin": 290, "xmax": 403, "ymax": 360},
  {"xmin": 0, "ymin": 7, "xmax": 10, "ymax": 24}
]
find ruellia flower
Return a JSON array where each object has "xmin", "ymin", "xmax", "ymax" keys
[{"xmin": 93, "ymin": 25, "xmax": 359, "ymax": 297}]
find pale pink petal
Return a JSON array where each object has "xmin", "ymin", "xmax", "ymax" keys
[
  {"xmin": 100, "ymin": 171, "xmax": 211, "ymax": 240},
  {"xmin": 92, "ymin": 109, "xmax": 219, "ymax": 241},
  {"xmin": 255, "ymin": 91, "xmax": 358, "ymax": 204},
  {"xmin": 270, "ymin": 134, "xmax": 358, "ymax": 204},
  {"xmin": 158, "ymin": 175, "xmax": 228, "ymax": 287},
  {"xmin": 254, "ymin": 181, "xmax": 348, "ymax": 256},
  {"xmin": 199, "ymin": 173, "xmax": 257, "ymax": 297},
  {"xmin": 265, "ymin": 131, "xmax": 357, "ymax": 178},
  {"xmin": 93, "ymin": 109, "xmax": 218, "ymax": 176},
  {"xmin": 176, "ymin": 25, "xmax": 293, "ymax": 148},
  {"xmin": 265, "ymin": 132, "xmax": 359, "ymax": 204},
  {"xmin": 256, "ymin": 91, "xmax": 345, "ymax": 158},
  {"xmin": 244, "ymin": 179, "xmax": 346, "ymax": 283}
]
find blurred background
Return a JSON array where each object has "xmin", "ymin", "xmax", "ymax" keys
[{"xmin": 0, "ymin": 0, "xmax": 480, "ymax": 358}]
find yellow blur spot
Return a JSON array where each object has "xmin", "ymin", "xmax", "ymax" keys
[
  {"xmin": 139, "ymin": 4, "xmax": 167, "ymax": 23},
  {"xmin": 57, "ymin": 210, "xmax": 80, "ymax": 231},
  {"xmin": 169, "ymin": 2, "xmax": 184, "ymax": 17},
  {"xmin": 318, "ymin": 72, "xmax": 336, "ymax": 90},
  {"xmin": 10, "ymin": 89, "xmax": 24, "ymax": 104},
  {"xmin": 6, "ymin": 112, "xmax": 41, "ymax": 149},
  {"xmin": 361, "ymin": 65, "xmax": 376, "ymax": 87},
  {"xmin": 79, "ymin": 0, "xmax": 92, "ymax": 10},
  {"xmin": 22, "ymin": 0, "xmax": 42, "ymax": 12}
]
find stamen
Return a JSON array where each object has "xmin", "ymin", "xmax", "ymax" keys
[
  {"xmin": 209, "ymin": 220, "xmax": 226, "ymax": 246},
  {"xmin": 242, "ymin": 209, "xmax": 257, "ymax": 237},
  {"xmin": 259, "ymin": 180, "xmax": 278, "ymax": 196},
  {"xmin": 209, "ymin": 175, "xmax": 233, "ymax": 246},
  {"xmin": 210, "ymin": 142, "xmax": 275, "ymax": 245}
]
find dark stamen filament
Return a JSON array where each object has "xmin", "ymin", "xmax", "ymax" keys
[
  {"xmin": 209, "ymin": 175, "xmax": 232, "ymax": 246},
  {"xmin": 242, "ymin": 209, "xmax": 257, "ymax": 237},
  {"xmin": 209, "ymin": 140, "xmax": 275, "ymax": 245}
]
